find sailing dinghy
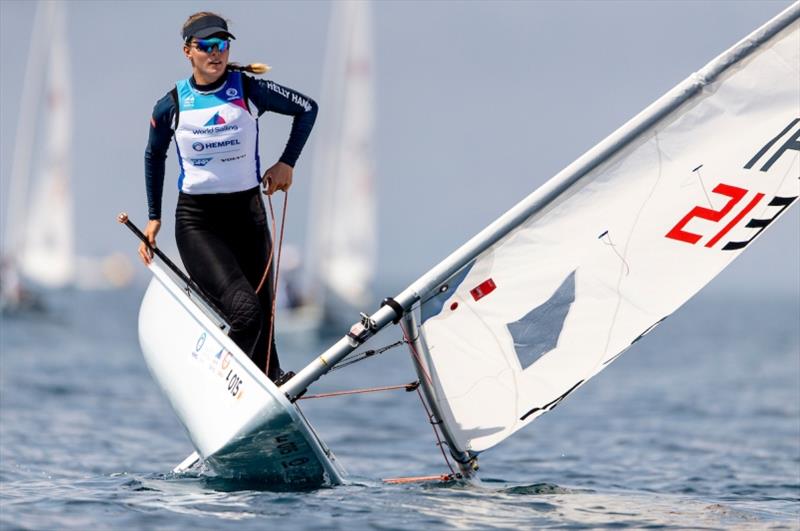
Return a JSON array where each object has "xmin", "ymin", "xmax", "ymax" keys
[
  {"xmin": 2, "ymin": 1, "xmax": 73, "ymax": 312},
  {"xmin": 127, "ymin": 219, "xmax": 345, "ymax": 487},
  {"xmin": 128, "ymin": 3, "xmax": 798, "ymax": 487},
  {"xmin": 2, "ymin": 1, "xmax": 132, "ymax": 312}
]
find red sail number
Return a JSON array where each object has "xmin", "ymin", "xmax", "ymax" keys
[{"xmin": 666, "ymin": 183, "xmax": 763, "ymax": 248}]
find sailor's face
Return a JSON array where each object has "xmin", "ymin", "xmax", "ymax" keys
[{"xmin": 184, "ymin": 36, "xmax": 230, "ymax": 82}]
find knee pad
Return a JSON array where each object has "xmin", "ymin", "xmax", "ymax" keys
[{"xmin": 224, "ymin": 288, "xmax": 263, "ymax": 333}]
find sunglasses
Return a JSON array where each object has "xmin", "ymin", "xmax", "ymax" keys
[{"xmin": 192, "ymin": 38, "xmax": 230, "ymax": 54}]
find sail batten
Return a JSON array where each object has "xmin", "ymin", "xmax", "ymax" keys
[{"xmin": 403, "ymin": 6, "xmax": 800, "ymax": 459}]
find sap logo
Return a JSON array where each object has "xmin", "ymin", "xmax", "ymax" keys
[
  {"xmin": 192, "ymin": 141, "xmax": 205, "ymax": 152},
  {"xmin": 190, "ymin": 157, "xmax": 213, "ymax": 167}
]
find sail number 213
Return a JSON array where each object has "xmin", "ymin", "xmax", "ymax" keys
[{"xmin": 665, "ymin": 118, "xmax": 799, "ymax": 251}]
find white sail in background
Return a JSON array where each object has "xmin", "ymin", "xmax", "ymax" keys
[
  {"xmin": 403, "ymin": 7, "xmax": 799, "ymax": 456},
  {"xmin": 15, "ymin": 1, "xmax": 74, "ymax": 288},
  {"xmin": 306, "ymin": 0, "xmax": 377, "ymax": 322},
  {"xmin": 2, "ymin": 2, "xmax": 131, "ymax": 300}
]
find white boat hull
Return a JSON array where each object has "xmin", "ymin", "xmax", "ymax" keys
[{"xmin": 139, "ymin": 262, "xmax": 345, "ymax": 488}]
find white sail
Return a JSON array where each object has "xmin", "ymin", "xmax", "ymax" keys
[
  {"xmin": 306, "ymin": 0, "xmax": 377, "ymax": 322},
  {"xmin": 402, "ymin": 7, "xmax": 800, "ymax": 457},
  {"xmin": 16, "ymin": 1, "xmax": 74, "ymax": 287}
]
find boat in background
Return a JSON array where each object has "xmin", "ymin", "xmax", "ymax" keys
[
  {"xmin": 1, "ymin": 1, "xmax": 131, "ymax": 313},
  {"xmin": 278, "ymin": 0, "xmax": 377, "ymax": 339}
]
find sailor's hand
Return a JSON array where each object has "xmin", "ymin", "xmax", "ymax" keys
[
  {"xmin": 138, "ymin": 219, "xmax": 161, "ymax": 265},
  {"xmin": 262, "ymin": 162, "xmax": 293, "ymax": 195}
]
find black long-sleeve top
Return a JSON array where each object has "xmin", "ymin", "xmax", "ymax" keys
[{"xmin": 144, "ymin": 72, "xmax": 318, "ymax": 220}]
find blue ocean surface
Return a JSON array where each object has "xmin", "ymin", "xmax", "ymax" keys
[{"xmin": 0, "ymin": 285, "xmax": 798, "ymax": 530}]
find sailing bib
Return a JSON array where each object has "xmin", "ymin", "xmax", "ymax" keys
[{"xmin": 174, "ymin": 72, "xmax": 260, "ymax": 194}]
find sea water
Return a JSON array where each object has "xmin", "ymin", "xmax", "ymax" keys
[{"xmin": 0, "ymin": 286, "xmax": 797, "ymax": 530}]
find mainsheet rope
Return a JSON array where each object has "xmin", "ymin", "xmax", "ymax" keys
[{"xmin": 255, "ymin": 191, "xmax": 288, "ymax": 377}]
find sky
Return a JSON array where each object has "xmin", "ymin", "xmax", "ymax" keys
[{"xmin": 0, "ymin": 0, "xmax": 797, "ymax": 297}]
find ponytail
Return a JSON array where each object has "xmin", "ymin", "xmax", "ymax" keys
[{"xmin": 228, "ymin": 62, "xmax": 271, "ymax": 75}]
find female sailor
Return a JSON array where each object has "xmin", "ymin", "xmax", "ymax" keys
[{"xmin": 140, "ymin": 11, "xmax": 317, "ymax": 383}]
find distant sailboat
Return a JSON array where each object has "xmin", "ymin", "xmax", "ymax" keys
[
  {"xmin": 17, "ymin": 1, "xmax": 75, "ymax": 289},
  {"xmin": 289, "ymin": 0, "xmax": 377, "ymax": 333},
  {"xmin": 1, "ymin": 1, "xmax": 131, "ymax": 312},
  {"xmin": 1, "ymin": 1, "xmax": 72, "ymax": 311}
]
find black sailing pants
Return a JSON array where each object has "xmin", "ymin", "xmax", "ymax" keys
[{"xmin": 175, "ymin": 187, "xmax": 281, "ymax": 379}]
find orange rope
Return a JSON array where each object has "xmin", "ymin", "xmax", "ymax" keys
[
  {"xmin": 255, "ymin": 195, "xmax": 276, "ymax": 295},
  {"xmin": 383, "ymin": 474, "xmax": 454, "ymax": 484},
  {"xmin": 298, "ymin": 383, "xmax": 417, "ymax": 400},
  {"xmin": 255, "ymin": 191, "xmax": 288, "ymax": 378},
  {"xmin": 266, "ymin": 191, "xmax": 289, "ymax": 375}
]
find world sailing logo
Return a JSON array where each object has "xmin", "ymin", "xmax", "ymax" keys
[
  {"xmin": 192, "ymin": 111, "xmax": 239, "ymax": 135},
  {"xmin": 204, "ymin": 112, "xmax": 226, "ymax": 126}
]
